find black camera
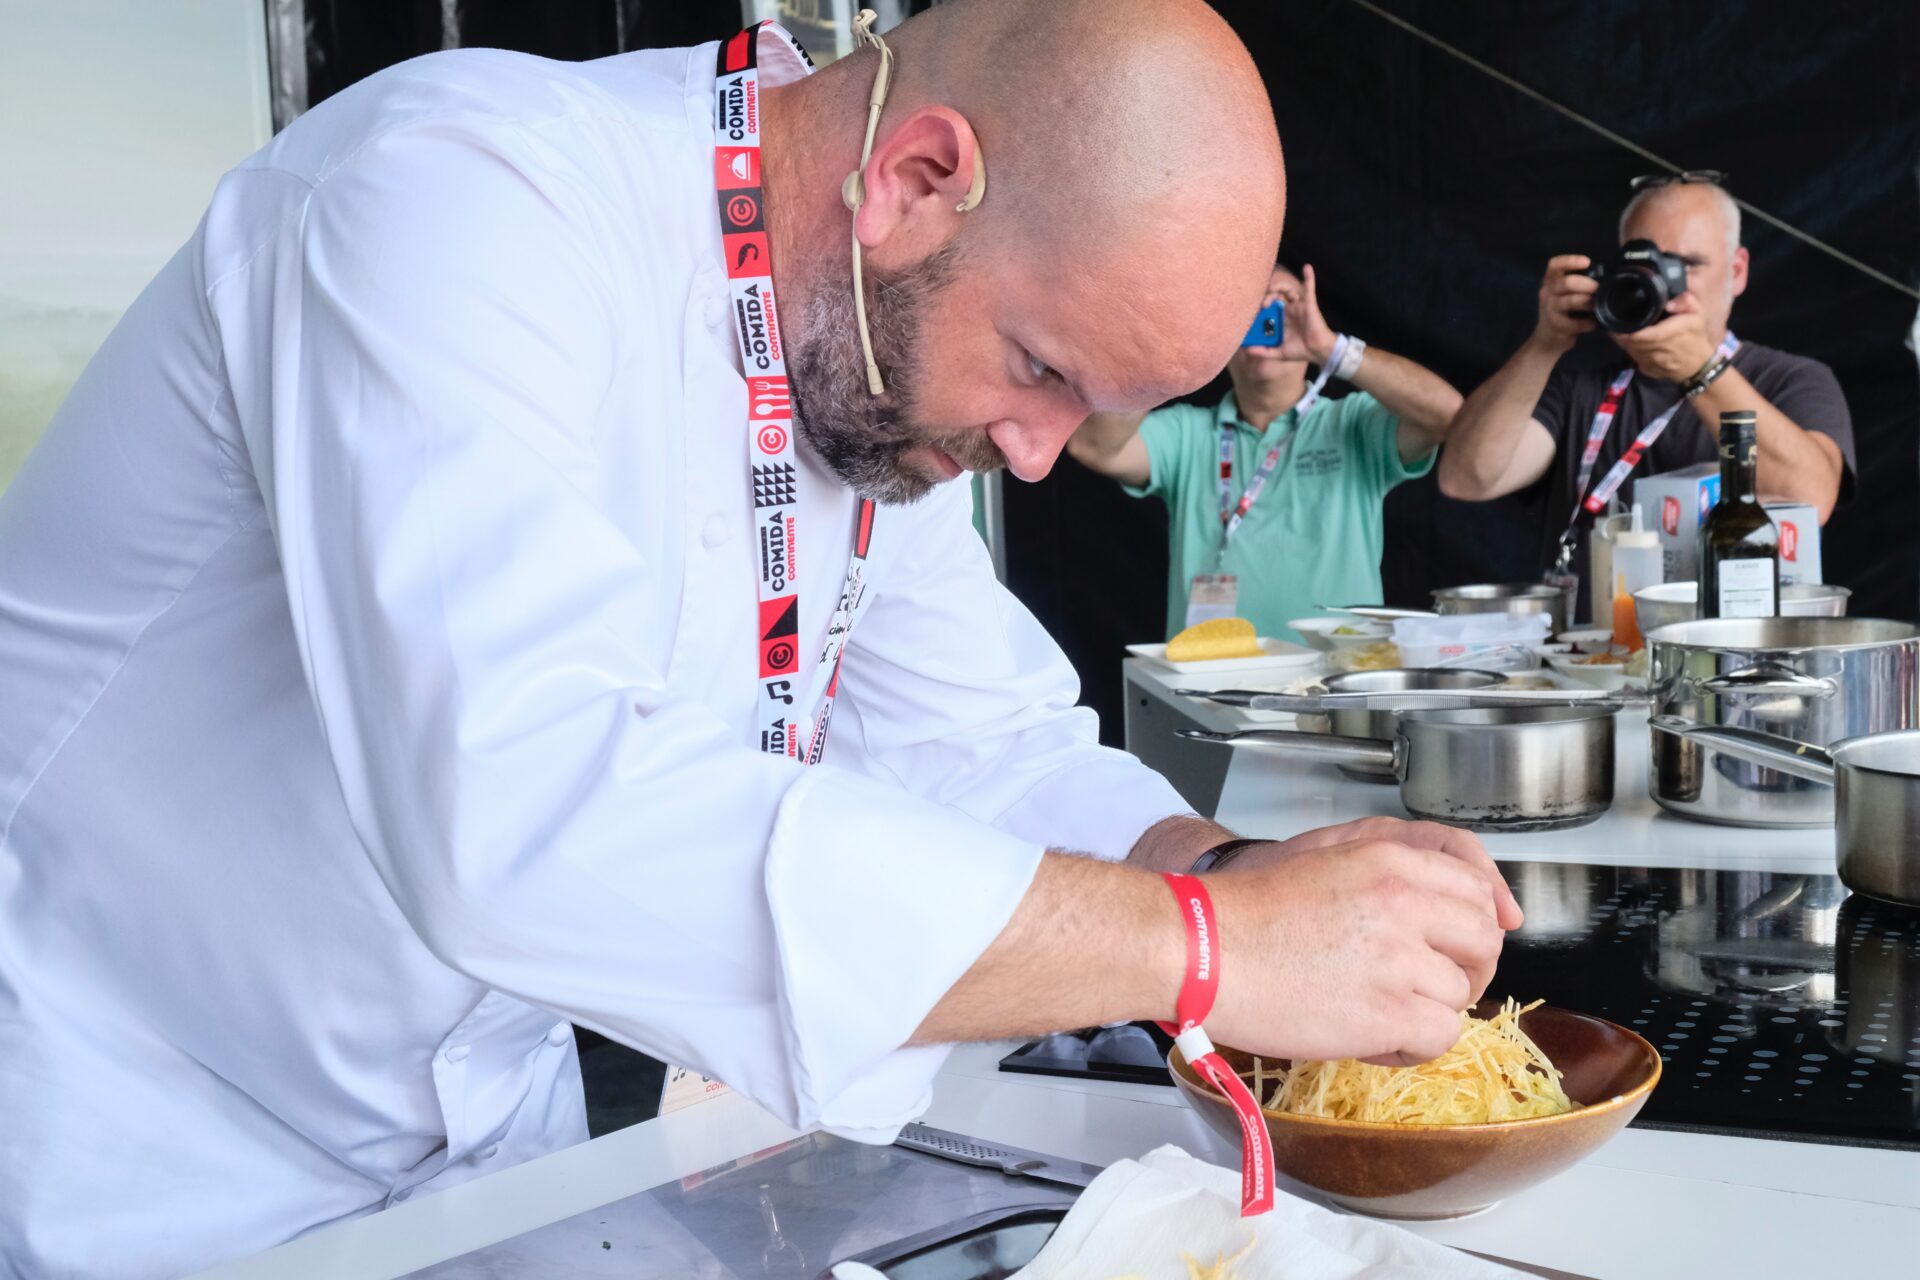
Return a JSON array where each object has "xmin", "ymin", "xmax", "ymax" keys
[{"xmin": 1582, "ymin": 239, "xmax": 1689, "ymax": 333}]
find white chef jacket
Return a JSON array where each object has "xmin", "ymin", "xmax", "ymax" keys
[{"xmin": 0, "ymin": 36, "xmax": 1189, "ymax": 1278}]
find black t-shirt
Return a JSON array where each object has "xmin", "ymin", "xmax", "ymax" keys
[{"xmin": 1528, "ymin": 340, "xmax": 1856, "ymax": 579}]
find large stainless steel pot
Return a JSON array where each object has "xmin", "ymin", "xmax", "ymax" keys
[
  {"xmin": 1432, "ymin": 582, "xmax": 1571, "ymax": 637},
  {"xmin": 1633, "ymin": 581, "xmax": 1851, "ymax": 635},
  {"xmin": 1647, "ymin": 617, "xmax": 1920, "ymax": 827},
  {"xmin": 1306, "ymin": 668, "xmax": 1507, "ymax": 783},
  {"xmin": 1181, "ymin": 703, "xmax": 1616, "ymax": 832},
  {"xmin": 1652, "ymin": 719, "xmax": 1920, "ymax": 907}
]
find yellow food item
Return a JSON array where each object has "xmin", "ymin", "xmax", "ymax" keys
[
  {"xmin": 1334, "ymin": 639, "xmax": 1402, "ymax": 671},
  {"xmin": 1106, "ymin": 1237, "xmax": 1253, "ymax": 1280},
  {"xmin": 1331, "ymin": 624, "xmax": 1366, "ymax": 636},
  {"xmin": 1166, "ymin": 617, "xmax": 1262, "ymax": 662},
  {"xmin": 1244, "ymin": 998, "xmax": 1575, "ymax": 1125}
]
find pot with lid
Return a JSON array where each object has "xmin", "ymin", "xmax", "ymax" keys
[
  {"xmin": 1647, "ymin": 617, "xmax": 1920, "ymax": 827},
  {"xmin": 1432, "ymin": 582, "xmax": 1571, "ymax": 638}
]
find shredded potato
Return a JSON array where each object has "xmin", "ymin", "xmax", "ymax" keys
[
  {"xmin": 1105, "ymin": 1236, "xmax": 1253, "ymax": 1280},
  {"xmin": 1245, "ymin": 998, "xmax": 1575, "ymax": 1125}
]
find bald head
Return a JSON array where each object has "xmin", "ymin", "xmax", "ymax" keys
[
  {"xmin": 885, "ymin": 0, "xmax": 1284, "ymax": 252},
  {"xmin": 759, "ymin": 0, "xmax": 1286, "ymax": 500}
]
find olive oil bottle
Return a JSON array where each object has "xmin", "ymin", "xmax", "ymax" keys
[{"xmin": 1698, "ymin": 410, "xmax": 1779, "ymax": 619}]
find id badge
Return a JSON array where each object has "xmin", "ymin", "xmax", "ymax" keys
[{"xmin": 1185, "ymin": 573, "xmax": 1240, "ymax": 628}]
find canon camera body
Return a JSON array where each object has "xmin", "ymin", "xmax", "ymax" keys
[{"xmin": 1582, "ymin": 239, "xmax": 1690, "ymax": 333}]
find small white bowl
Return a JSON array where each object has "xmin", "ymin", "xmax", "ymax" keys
[
  {"xmin": 1554, "ymin": 627, "xmax": 1614, "ymax": 654},
  {"xmin": 1546, "ymin": 651, "xmax": 1631, "ymax": 691},
  {"xmin": 1291, "ymin": 616, "xmax": 1390, "ymax": 653}
]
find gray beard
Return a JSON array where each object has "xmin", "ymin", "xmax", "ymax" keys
[{"xmin": 785, "ymin": 243, "xmax": 1001, "ymax": 506}]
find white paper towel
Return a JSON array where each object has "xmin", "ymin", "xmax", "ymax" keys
[{"xmin": 1010, "ymin": 1146, "xmax": 1524, "ymax": 1280}]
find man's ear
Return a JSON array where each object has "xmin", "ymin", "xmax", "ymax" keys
[
  {"xmin": 1729, "ymin": 245, "xmax": 1750, "ymax": 299},
  {"xmin": 850, "ymin": 106, "xmax": 985, "ymax": 252}
]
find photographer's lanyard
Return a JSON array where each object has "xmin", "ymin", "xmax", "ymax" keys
[
  {"xmin": 1550, "ymin": 331, "xmax": 1740, "ymax": 578},
  {"xmin": 1215, "ymin": 335, "xmax": 1349, "ymax": 550},
  {"xmin": 715, "ymin": 22, "xmax": 876, "ymax": 765}
]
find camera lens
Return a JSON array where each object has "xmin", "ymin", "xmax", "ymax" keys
[{"xmin": 1595, "ymin": 267, "xmax": 1667, "ymax": 333}]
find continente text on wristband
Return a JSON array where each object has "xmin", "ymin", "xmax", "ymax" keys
[{"xmin": 1157, "ymin": 872, "xmax": 1275, "ymax": 1216}]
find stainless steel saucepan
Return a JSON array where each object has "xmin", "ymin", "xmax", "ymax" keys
[
  {"xmin": 1650, "ymin": 717, "xmax": 1920, "ymax": 907},
  {"xmin": 1646, "ymin": 617, "xmax": 1920, "ymax": 827},
  {"xmin": 1305, "ymin": 668, "xmax": 1508, "ymax": 783},
  {"xmin": 1181, "ymin": 703, "xmax": 1616, "ymax": 832}
]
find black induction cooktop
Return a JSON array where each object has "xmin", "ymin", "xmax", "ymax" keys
[{"xmin": 1001, "ymin": 860, "xmax": 1920, "ymax": 1150}]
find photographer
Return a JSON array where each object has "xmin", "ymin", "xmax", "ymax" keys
[
  {"xmin": 1069, "ymin": 261, "xmax": 1461, "ymax": 641},
  {"xmin": 1437, "ymin": 174, "xmax": 1855, "ymax": 582}
]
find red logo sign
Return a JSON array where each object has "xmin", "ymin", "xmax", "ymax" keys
[
  {"xmin": 725, "ymin": 193, "xmax": 759, "ymax": 228},
  {"xmin": 758, "ymin": 596, "xmax": 799, "ymax": 676},
  {"xmin": 716, "ymin": 147, "xmax": 758, "ymax": 189},
  {"xmin": 725, "ymin": 231, "xmax": 769, "ymax": 279},
  {"xmin": 757, "ymin": 424, "xmax": 787, "ymax": 455},
  {"xmin": 749, "ymin": 376, "xmax": 791, "ymax": 419},
  {"xmin": 1662, "ymin": 496, "xmax": 1680, "ymax": 536},
  {"xmin": 1780, "ymin": 520, "xmax": 1799, "ymax": 562}
]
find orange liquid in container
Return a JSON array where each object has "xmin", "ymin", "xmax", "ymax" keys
[{"xmin": 1613, "ymin": 590, "xmax": 1642, "ymax": 653}]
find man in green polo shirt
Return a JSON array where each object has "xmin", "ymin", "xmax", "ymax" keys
[{"xmin": 1068, "ymin": 262, "xmax": 1462, "ymax": 642}]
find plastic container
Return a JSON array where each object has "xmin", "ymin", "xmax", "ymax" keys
[
  {"xmin": 1392, "ymin": 613, "xmax": 1551, "ymax": 672},
  {"xmin": 1610, "ymin": 510, "xmax": 1663, "ymax": 652}
]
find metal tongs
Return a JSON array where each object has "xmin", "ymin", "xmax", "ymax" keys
[{"xmin": 1175, "ymin": 686, "xmax": 1652, "ymax": 714}]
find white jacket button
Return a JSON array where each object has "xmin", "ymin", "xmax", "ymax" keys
[
  {"xmin": 443, "ymin": 1043, "xmax": 470, "ymax": 1063},
  {"xmin": 704, "ymin": 295, "xmax": 727, "ymax": 329},
  {"xmin": 701, "ymin": 516, "xmax": 728, "ymax": 549},
  {"xmin": 546, "ymin": 1024, "xmax": 572, "ymax": 1048},
  {"xmin": 481, "ymin": 1144, "xmax": 500, "ymax": 1160}
]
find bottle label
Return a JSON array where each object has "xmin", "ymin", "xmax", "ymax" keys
[{"xmin": 1716, "ymin": 557, "xmax": 1777, "ymax": 618}]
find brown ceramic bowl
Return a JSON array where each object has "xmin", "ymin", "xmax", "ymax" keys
[{"xmin": 1169, "ymin": 1001, "xmax": 1660, "ymax": 1220}]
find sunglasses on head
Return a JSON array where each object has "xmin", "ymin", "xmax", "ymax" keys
[{"xmin": 1630, "ymin": 169, "xmax": 1729, "ymax": 191}]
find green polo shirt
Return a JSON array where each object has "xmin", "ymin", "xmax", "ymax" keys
[{"xmin": 1125, "ymin": 390, "xmax": 1433, "ymax": 643}]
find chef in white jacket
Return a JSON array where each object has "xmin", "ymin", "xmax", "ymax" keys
[{"xmin": 0, "ymin": 1, "xmax": 1520, "ymax": 1273}]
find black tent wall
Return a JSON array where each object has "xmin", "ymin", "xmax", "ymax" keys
[{"xmin": 296, "ymin": 1, "xmax": 1920, "ymax": 746}]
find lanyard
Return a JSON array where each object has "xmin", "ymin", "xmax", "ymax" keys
[
  {"xmin": 716, "ymin": 23, "xmax": 877, "ymax": 766},
  {"xmin": 1216, "ymin": 335, "xmax": 1347, "ymax": 547},
  {"xmin": 1556, "ymin": 332, "xmax": 1740, "ymax": 560}
]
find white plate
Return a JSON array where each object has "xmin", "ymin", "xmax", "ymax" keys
[{"xmin": 1127, "ymin": 637, "xmax": 1322, "ymax": 675}]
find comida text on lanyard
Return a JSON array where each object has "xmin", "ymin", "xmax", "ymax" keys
[
  {"xmin": 1549, "ymin": 331, "xmax": 1740, "ymax": 583},
  {"xmin": 1215, "ymin": 334, "xmax": 1351, "ymax": 549},
  {"xmin": 715, "ymin": 22, "xmax": 877, "ymax": 766}
]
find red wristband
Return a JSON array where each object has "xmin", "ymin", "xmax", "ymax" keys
[{"xmin": 1157, "ymin": 873, "xmax": 1275, "ymax": 1217}]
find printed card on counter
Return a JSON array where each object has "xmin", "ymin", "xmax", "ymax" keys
[{"xmin": 660, "ymin": 1065, "xmax": 732, "ymax": 1115}]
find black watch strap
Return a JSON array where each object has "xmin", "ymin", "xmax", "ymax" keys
[{"xmin": 1188, "ymin": 836, "xmax": 1264, "ymax": 874}]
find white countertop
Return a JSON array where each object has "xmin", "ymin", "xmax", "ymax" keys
[{"xmin": 197, "ymin": 666, "xmax": 1919, "ymax": 1280}]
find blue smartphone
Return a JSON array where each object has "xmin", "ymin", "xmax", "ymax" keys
[{"xmin": 1241, "ymin": 298, "xmax": 1285, "ymax": 348}]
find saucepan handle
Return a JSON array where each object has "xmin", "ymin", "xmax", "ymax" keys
[
  {"xmin": 1699, "ymin": 664, "xmax": 1840, "ymax": 700},
  {"xmin": 1177, "ymin": 727, "xmax": 1399, "ymax": 770},
  {"xmin": 1648, "ymin": 716, "xmax": 1837, "ymax": 784}
]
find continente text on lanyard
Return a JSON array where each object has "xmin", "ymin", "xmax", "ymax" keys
[
  {"xmin": 1215, "ymin": 334, "xmax": 1350, "ymax": 548},
  {"xmin": 715, "ymin": 23, "xmax": 877, "ymax": 766}
]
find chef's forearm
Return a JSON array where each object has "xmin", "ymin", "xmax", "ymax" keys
[
  {"xmin": 1123, "ymin": 812, "xmax": 1236, "ymax": 872},
  {"xmin": 910, "ymin": 852, "xmax": 1183, "ymax": 1044}
]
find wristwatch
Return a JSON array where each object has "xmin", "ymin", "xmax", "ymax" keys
[
  {"xmin": 1681, "ymin": 350, "xmax": 1735, "ymax": 399},
  {"xmin": 1188, "ymin": 836, "xmax": 1265, "ymax": 874}
]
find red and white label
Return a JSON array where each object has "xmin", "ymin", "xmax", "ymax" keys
[
  {"xmin": 1662, "ymin": 496, "xmax": 1681, "ymax": 536},
  {"xmin": 1158, "ymin": 873, "xmax": 1275, "ymax": 1217},
  {"xmin": 1779, "ymin": 520, "xmax": 1799, "ymax": 562}
]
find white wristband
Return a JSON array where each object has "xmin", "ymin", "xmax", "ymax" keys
[{"xmin": 1334, "ymin": 335, "xmax": 1366, "ymax": 381}]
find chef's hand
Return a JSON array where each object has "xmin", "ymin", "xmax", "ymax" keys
[
  {"xmin": 1218, "ymin": 816, "xmax": 1523, "ymax": 932},
  {"xmin": 1611, "ymin": 291, "xmax": 1717, "ymax": 382},
  {"xmin": 1203, "ymin": 837, "xmax": 1512, "ymax": 1066}
]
